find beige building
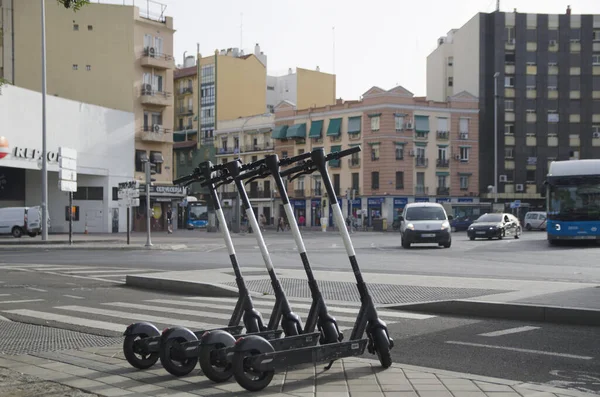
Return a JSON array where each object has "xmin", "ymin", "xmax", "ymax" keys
[{"xmin": 0, "ymin": 0, "xmax": 178, "ymax": 231}]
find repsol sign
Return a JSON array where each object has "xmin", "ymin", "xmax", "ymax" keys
[{"xmin": 12, "ymin": 147, "xmax": 59, "ymax": 162}]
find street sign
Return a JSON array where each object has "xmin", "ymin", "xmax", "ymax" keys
[
  {"xmin": 58, "ymin": 147, "xmax": 78, "ymax": 161},
  {"xmin": 59, "ymin": 147, "xmax": 77, "ymax": 194},
  {"xmin": 59, "ymin": 169, "xmax": 77, "ymax": 182},
  {"xmin": 59, "ymin": 180, "xmax": 77, "ymax": 193},
  {"xmin": 118, "ymin": 180, "xmax": 141, "ymax": 207}
]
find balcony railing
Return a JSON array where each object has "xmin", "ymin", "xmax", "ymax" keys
[
  {"xmin": 293, "ymin": 189, "xmax": 306, "ymax": 198},
  {"xmin": 248, "ymin": 189, "xmax": 271, "ymax": 199},
  {"xmin": 437, "ymin": 130, "xmax": 449, "ymax": 140},
  {"xmin": 414, "ymin": 132, "xmax": 428, "ymax": 140},
  {"xmin": 220, "ymin": 191, "xmax": 238, "ymax": 199},
  {"xmin": 140, "ymin": 88, "xmax": 172, "ymax": 106},
  {"xmin": 415, "ymin": 185, "xmax": 429, "ymax": 195},
  {"xmin": 348, "ymin": 158, "xmax": 361, "ymax": 168},
  {"xmin": 415, "ymin": 157, "xmax": 428, "ymax": 167},
  {"xmin": 140, "ymin": 126, "xmax": 172, "ymax": 142},
  {"xmin": 216, "ymin": 147, "xmax": 241, "ymax": 155},
  {"xmin": 141, "ymin": 47, "xmax": 175, "ymax": 69},
  {"xmin": 178, "ymin": 107, "xmax": 194, "ymax": 116},
  {"xmin": 436, "ymin": 187, "xmax": 450, "ymax": 196},
  {"xmin": 243, "ymin": 143, "xmax": 274, "ymax": 153},
  {"xmin": 312, "ymin": 189, "xmax": 323, "ymax": 197},
  {"xmin": 178, "ymin": 87, "xmax": 193, "ymax": 95},
  {"xmin": 436, "ymin": 158, "xmax": 449, "ymax": 168}
]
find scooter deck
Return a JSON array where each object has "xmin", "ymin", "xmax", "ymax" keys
[{"xmin": 135, "ymin": 325, "xmax": 245, "ymax": 354}]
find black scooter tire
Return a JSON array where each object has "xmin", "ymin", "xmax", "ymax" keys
[
  {"xmin": 232, "ymin": 350, "xmax": 275, "ymax": 392},
  {"xmin": 199, "ymin": 343, "xmax": 234, "ymax": 383},
  {"xmin": 159, "ymin": 337, "xmax": 198, "ymax": 377},
  {"xmin": 320, "ymin": 321, "xmax": 340, "ymax": 344},
  {"xmin": 372, "ymin": 328, "xmax": 392, "ymax": 369},
  {"xmin": 123, "ymin": 334, "xmax": 159, "ymax": 369}
]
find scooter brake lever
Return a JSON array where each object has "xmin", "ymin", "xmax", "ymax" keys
[{"xmin": 288, "ymin": 167, "xmax": 317, "ymax": 182}]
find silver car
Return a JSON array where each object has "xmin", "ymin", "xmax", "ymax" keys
[{"xmin": 399, "ymin": 203, "xmax": 453, "ymax": 249}]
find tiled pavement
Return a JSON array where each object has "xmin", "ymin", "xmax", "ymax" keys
[{"xmin": 0, "ymin": 344, "xmax": 594, "ymax": 397}]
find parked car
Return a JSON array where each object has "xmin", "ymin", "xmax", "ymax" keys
[
  {"xmin": 0, "ymin": 206, "xmax": 43, "ymax": 238},
  {"xmin": 467, "ymin": 213, "xmax": 522, "ymax": 240},
  {"xmin": 399, "ymin": 202, "xmax": 453, "ymax": 249},
  {"xmin": 523, "ymin": 211, "xmax": 547, "ymax": 231},
  {"xmin": 450, "ymin": 216, "xmax": 474, "ymax": 232}
]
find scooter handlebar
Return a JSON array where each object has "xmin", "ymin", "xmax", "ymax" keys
[
  {"xmin": 280, "ymin": 161, "xmax": 313, "ymax": 178},
  {"xmin": 325, "ymin": 146, "xmax": 361, "ymax": 161},
  {"xmin": 278, "ymin": 151, "xmax": 311, "ymax": 167},
  {"xmin": 173, "ymin": 172, "xmax": 202, "ymax": 186}
]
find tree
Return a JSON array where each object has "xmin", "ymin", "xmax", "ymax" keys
[{"xmin": 57, "ymin": 0, "xmax": 90, "ymax": 11}]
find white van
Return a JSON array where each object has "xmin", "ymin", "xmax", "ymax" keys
[
  {"xmin": 0, "ymin": 206, "xmax": 44, "ymax": 238},
  {"xmin": 399, "ymin": 202, "xmax": 453, "ymax": 249},
  {"xmin": 523, "ymin": 211, "xmax": 547, "ymax": 231}
]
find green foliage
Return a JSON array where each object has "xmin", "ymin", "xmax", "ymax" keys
[{"xmin": 56, "ymin": 0, "xmax": 90, "ymax": 11}]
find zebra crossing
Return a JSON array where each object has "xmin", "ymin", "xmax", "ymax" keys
[
  {"xmin": 0, "ymin": 264, "xmax": 165, "ymax": 283},
  {"xmin": 1, "ymin": 295, "xmax": 437, "ymax": 336}
]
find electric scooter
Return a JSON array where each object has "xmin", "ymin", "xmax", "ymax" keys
[
  {"xmin": 122, "ymin": 160, "xmax": 281, "ymax": 375},
  {"xmin": 197, "ymin": 152, "xmax": 343, "ymax": 382},
  {"xmin": 161, "ymin": 159, "xmax": 321, "ymax": 381},
  {"xmin": 230, "ymin": 146, "xmax": 394, "ymax": 392}
]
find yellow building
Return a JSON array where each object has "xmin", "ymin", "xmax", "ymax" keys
[{"xmin": 0, "ymin": 0, "xmax": 176, "ymax": 190}]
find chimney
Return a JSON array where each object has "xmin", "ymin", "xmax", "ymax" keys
[
  {"xmin": 288, "ymin": 68, "xmax": 293, "ymax": 75},
  {"xmin": 316, "ymin": 65, "xmax": 320, "ymax": 72},
  {"xmin": 254, "ymin": 43, "xmax": 260, "ymax": 55},
  {"xmin": 566, "ymin": 5, "xmax": 571, "ymax": 15}
]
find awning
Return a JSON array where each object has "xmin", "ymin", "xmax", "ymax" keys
[
  {"xmin": 414, "ymin": 115, "xmax": 430, "ymax": 133},
  {"xmin": 348, "ymin": 116, "xmax": 361, "ymax": 134},
  {"xmin": 272, "ymin": 125, "xmax": 289, "ymax": 139},
  {"xmin": 287, "ymin": 123, "xmax": 307, "ymax": 139},
  {"xmin": 151, "ymin": 152, "xmax": 164, "ymax": 164},
  {"xmin": 308, "ymin": 120, "xmax": 323, "ymax": 138},
  {"xmin": 326, "ymin": 118, "xmax": 342, "ymax": 136}
]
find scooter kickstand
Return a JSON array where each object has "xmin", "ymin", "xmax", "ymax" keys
[{"xmin": 324, "ymin": 360, "xmax": 336, "ymax": 371}]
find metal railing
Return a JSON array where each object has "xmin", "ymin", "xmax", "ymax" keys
[
  {"xmin": 415, "ymin": 185, "xmax": 429, "ymax": 195},
  {"xmin": 437, "ymin": 187, "xmax": 450, "ymax": 196},
  {"xmin": 178, "ymin": 87, "xmax": 193, "ymax": 95},
  {"xmin": 142, "ymin": 125, "xmax": 172, "ymax": 134},
  {"xmin": 312, "ymin": 189, "xmax": 322, "ymax": 197},
  {"xmin": 293, "ymin": 189, "xmax": 306, "ymax": 198},
  {"xmin": 436, "ymin": 158, "xmax": 449, "ymax": 168},
  {"xmin": 348, "ymin": 158, "xmax": 361, "ymax": 168},
  {"xmin": 248, "ymin": 189, "xmax": 271, "ymax": 199},
  {"xmin": 141, "ymin": 87, "xmax": 171, "ymax": 97},
  {"xmin": 437, "ymin": 130, "xmax": 449, "ymax": 140},
  {"xmin": 143, "ymin": 47, "xmax": 173, "ymax": 60},
  {"xmin": 415, "ymin": 157, "xmax": 428, "ymax": 167}
]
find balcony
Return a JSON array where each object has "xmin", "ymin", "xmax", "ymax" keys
[
  {"xmin": 178, "ymin": 87, "xmax": 193, "ymax": 95},
  {"xmin": 415, "ymin": 185, "xmax": 429, "ymax": 195},
  {"xmin": 414, "ymin": 132, "xmax": 428, "ymax": 140},
  {"xmin": 216, "ymin": 147, "xmax": 241, "ymax": 155},
  {"xmin": 436, "ymin": 187, "xmax": 450, "ymax": 196},
  {"xmin": 243, "ymin": 143, "xmax": 274, "ymax": 153},
  {"xmin": 221, "ymin": 191, "xmax": 238, "ymax": 199},
  {"xmin": 140, "ymin": 126, "xmax": 172, "ymax": 142},
  {"xmin": 140, "ymin": 88, "xmax": 172, "ymax": 107},
  {"xmin": 293, "ymin": 189, "xmax": 306, "ymax": 198},
  {"xmin": 348, "ymin": 158, "xmax": 361, "ymax": 168},
  {"xmin": 248, "ymin": 189, "xmax": 271, "ymax": 199},
  {"xmin": 436, "ymin": 158, "xmax": 449, "ymax": 168},
  {"xmin": 437, "ymin": 131, "xmax": 449, "ymax": 140},
  {"xmin": 415, "ymin": 157, "xmax": 428, "ymax": 168},
  {"xmin": 312, "ymin": 189, "xmax": 323, "ymax": 197},
  {"xmin": 177, "ymin": 107, "xmax": 194, "ymax": 116},
  {"xmin": 141, "ymin": 47, "xmax": 175, "ymax": 69}
]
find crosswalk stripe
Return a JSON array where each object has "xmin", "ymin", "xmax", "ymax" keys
[
  {"xmin": 61, "ymin": 269, "xmax": 154, "ymax": 275},
  {"xmin": 56, "ymin": 305, "xmax": 222, "ymax": 330},
  {"xmin": 146, "ymin": 299, "xmax": 434, "ymax": 320},
  {"xmin": 0, "ymin": 294, "xmax": 10, "ymax": 297},
  {"xmin": 32, "ymin": 267, "xmax": 97, "ymax": 271},
  {"xmin": 0, "ymin": 299, "xmax": 44, "ymax": 304},
  {"xmin": 2, "ymin": 309, "xmax": 126, "ymax": 333}
]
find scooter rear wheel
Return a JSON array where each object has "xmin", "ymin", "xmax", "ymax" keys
[
  {"xmin": 123, "ymin": 334, "xmax": 159, "ymax": 369},
  {"xmin": 232, "ymin": 349, "xmax": 275, "ymax": 392},
  {"xmin": 199, "ymin": 341, "xmax": 235, "ymax": 383},
  {"xmin": 159, "ymin": 336, "xmax": 198, "ymax": 376},
  {"xmin": 372, "ymin": 328, "xmax": 392, "ymax": 369}
]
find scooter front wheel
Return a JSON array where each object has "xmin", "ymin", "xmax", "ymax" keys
[
  {"xmin": 232, "ymin": 349, "xmax": 275, "ymax": 392},
  {"xmin": 123, "ymin": 334, "xmax": 159, "ymax": 369},
  {"xmin": 159, "ymin": 336, "xmax": 198, "ymax": 376},
  {"xmin": 372, "ymin": 328, "xmax": 392, "ymax": 369},
  {"xmin": 199, "ymin": 342, "xmax": 235, "ymax": 383}
]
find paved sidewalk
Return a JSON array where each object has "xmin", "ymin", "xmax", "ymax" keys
[{"xmin": 0, "ymin": 343, "xmax": 594, "ymax": 397}]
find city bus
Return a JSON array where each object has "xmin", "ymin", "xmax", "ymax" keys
[
  {"xmin": 184, "ymin": 197, "xmax": 209, "ymax": 229},
  {"xmin": 546, "ymin": 160, "xmax": 600, "ymax": 245}
]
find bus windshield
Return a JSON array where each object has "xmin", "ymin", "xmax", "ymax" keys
[
  {"xmin": 189, "ymin": 204, "xmax": 208, "ymax": 221},
  {"xmin": 548, "ymin": 183, "xmax": 600, "ymax": 221}
]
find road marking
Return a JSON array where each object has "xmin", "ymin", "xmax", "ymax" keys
[
  {"xmin": 56, "ymin": 305, "xmax": 222, "ymax": 330},
  {"xmin": 206, "ymin": 245, "xmax": 226, "ymax": 252},
  {"xmin": 445, "ymin": 341, "xmax": 593, "ymax": 360},
  {"xmin": 61, "ymin": 269, "xmax": 153, "ymax": 275},
  {"xmin": 2, "ymin": 309, "xmax": 125, "ymax": 332},
  {"xmin": 478, "ymin": 326, "xmax": 540, "ymax": 337},
  {"xmin": 63, "ymin": 295, "xmax": 85, "ymax": 300},
  {"xmin": 146, "ymin": 299, "xmax": 435, "ymax": 320},
  {"xmin": 0, "ymin": 299, "xmax": 44, "ymax": 304},
  {"xmin": 0, "ymin": 294, "xmax": 10, "ymax": 297},
  {"xmin": 26, "ymin": 287, "xmax": 47, "ymax": 293}
]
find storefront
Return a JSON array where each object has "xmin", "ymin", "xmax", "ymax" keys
[
  {"xmin": 310, "ymin": 198, "xmax": 321, "ymax": 226},
  {"xmin": 414, "ymin": 197, "xmax": 430, "ymax": 203},
  {"xmin": 328, "ymin": 197, "xmax": 343, "ymax": 227},
  {"xmin": 289, "ymin": 199, "xmax": 307, "ymax": 226},
  {"xmin": 367, "ymin": 197, "xmax": 385, "ymax": 227},
  {"xmin": 0, "ymin": 86, "xmax": 135, "ymax": 233},
  {"xmin": 393, "ymin": 197, "xmax": 408, "ymax": 220},
  {"xmin": 136, "ymin": 185, "xmax": 186, "ymax": 232}
]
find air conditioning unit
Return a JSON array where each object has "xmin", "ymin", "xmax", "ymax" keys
[
  {"xmin": 549, "ymin": 40, "xmax": 557, "ymax": 47},
  {"xmin": 454, "ymin": 154, "xmax": 461, "ymax": 161},
  {"xmin": 148, "ymin": 47, "xmax": 156, "ymax": 57},
  {"xmin": 409, "ymin": 150, "xmax": 416, "ymax": 157},
  {"xmin": 153, "ymin": 124, "xmax": 161, "ymax": 133},
  {"xmin": 516, "ymin": 184, "xmax": 524, "ymax": 192},
  {"xmin": 459, "ymin": 132, "xmax": 468, "ymax": 140},
  {"xmin": 143, "ymin": 83, "xmax": 152, "ymax": 94},
  {"xmin": 593, "ymin": 132, "xmax": 600, "ymax": 139},
  {"xmin": 405, "ymin": 122, "xmax": 413, "ymax": 130},
  {"xmin": 499, "ymin": 175, "xmax": 508, "ymax": 182}
]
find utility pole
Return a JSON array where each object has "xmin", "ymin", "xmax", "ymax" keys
[
  {"xmin": 41, "ymin": 0, "xmax": 48, "ymax": 241},
  {"xmin": 144, "ymin": 161, "xmax": 153, "ymax": 247},
  {"xmin": 494, "ymin": 72, "xmax": 499, "ymax": 204}
]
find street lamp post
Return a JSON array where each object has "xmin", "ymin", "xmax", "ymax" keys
[
  {"xmin": 41, "ymin": 0, "xmax": 49, "ymax": 241},
  {"xmin": 493, "ymin": 72, "xmax": 499, "ymax": 204}
]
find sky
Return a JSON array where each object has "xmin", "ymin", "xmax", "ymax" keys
[{"xmin": 131, "ymin": 0, "xmax": 599, "ymax": 100}]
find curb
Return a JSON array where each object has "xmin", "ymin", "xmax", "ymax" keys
[
  {"xmin": 0, "ymin": 239, "xmax": 122, "ymax": 246},
  {"xmin": 125, "ymin": 274, "xmax": 240, "ymax": 298},
  {"xmin": 386, "ymin": 299, "xmax": 600, "ymax": 326},
  {"xmin": 0, "ymin": 244, "xmax": 188, "ymax": 251}
]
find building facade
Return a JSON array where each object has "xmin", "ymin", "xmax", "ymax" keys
[
  {"xmin": 0, "ymin": 0, "xmax": 180, "ymax": 230},
  {"xmin": 273, "ymin": 86, "xmax": 480, "ymax": 229},
  {"xmin": 0, "ymin": 85, "xmax": 134, "ymax": 233},
  {"xmin": 267, "ymin": 67, "xmax": 336, "ymax": 113},
  {"xmin": 427, "ymin": 8, "xmax": 600, "ymax": 210}
]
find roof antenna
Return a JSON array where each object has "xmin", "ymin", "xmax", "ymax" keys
[
  {"xmin": 240, "ymin": 13, "xmax": 243, "ymax": 50},
  {"xmin": 496, "ymin": 0, "xmax": 500, "ymax": 11},
  {"xmin": 332, "ymin": 26, "xmax": 336, "ymax": 75}
]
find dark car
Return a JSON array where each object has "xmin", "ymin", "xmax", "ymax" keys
[
  {"xmin": 467, "ymin": 213, "xmax": 522, "ymax": 240},
  {"xmin": 450, "ymin": 216, "xmax": 473, "ymax": 232}
]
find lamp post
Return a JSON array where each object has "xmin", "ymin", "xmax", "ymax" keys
[
  {"xmin": 493, "ymin": 72, "xmax": 499, "ymax": 204},
  {"xmin": 41, "ymin": 0, "xmax": 49, "ymax": 241}
]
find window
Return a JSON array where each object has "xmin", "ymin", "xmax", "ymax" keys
[
  {"xmin": 548, "ymin": 75, "xmax": 558, "ymax": 89},
  {"xmin": 526, "ymin": 51, "xmax": 537, "ymax": 65},
  {"xmin": 395, "ymin": 144, "xmax": 404, "ymax": 160},
  {"xmin": 505, "ymin": 26, "xmax": 515, "ymax": 42},
  {"xmin": 150, "ymin": 151, "xmax": 162, "ymax": 174},
  {"xmin": 526, "ymin": 75, "xmax": 536, "ymax": 88},
  {"xmin": 571, "ymin": 76, "xmax": 581, "ymax": 91},
  {"xmin": 73, "ymin": 187, "xmax": 104, "ymax": 200},
  {"xmin": 447, "ymin": 57, "xmax": 453, "ymax": 66},
  {"xmin": 593, "ymin": 54, "xmax": 600, "ymax": 66},
  {"xmin": 438, "ymin": 146, "xmax": 448, "ymax": 160},
  {"xmin": 88, "ymin": 25, "xmax": 93, "ymax": 31},
  {"xmin": 348, "ymin": 117, "xmax": 362, "ymax": 134},
  {"xmin": 179, "ymin": 152, "xmax": 185, "ymax": 164},
  {"xmin": 395, "ymin": 115, "xmax": 404, "ymax": 131},
  {"xmin": 370, "ymin": 116, "xmax": 380, "ymax": 131},
  {"xmin": 371, "ymin": 144, "xmax": 380, "ymax": 161},
  {"xmin": 438, "ymin": 175, "xmax": 447, "ymax": 188},
  {"xmin": 459, "ymin": 175, "xmax": 469, "ymax": 190},
  {"xmin": 505, "ymin": 124, "xmax": 514, "ymax": 135},
  {"xmin": 86, "ymin": 65, "xmax": 91, "ymax": 71},
  {"xmin": 112, "ymin": 187, "xmax": 119, "ymax": 201},
  {"xmin": 135, "ymin": 150, "xmax": 147, "ymax": 172},
  {"xmin": 154, "ymin": 36, "xmax": 163, "ymax": 56},
  {"xmin": 352, "ymin": 173, "xmax": 359, "ymax": 192},
  {"xmin": 72, "ymin": 64, "xmax": 78, "ymax": 70},
  {"xmin": 73, "ymin": 24, "xmax": 79, "ymax": 31},
  {"xmin": 153, "ymin": 75, "xmax": 163, "ymax": 92},
  {"xmin": 504, "ymin": 76, "xmax": 514, "ymax": 87},
  {"xmin": 505, "ymin": 147, "xmax": 514, "ymax": 159},
  {"xmin": 505, "ymin": 52, "xmax": 515, "ymax": 64},
  {"xmin": 570, "ymin": 28, "xmax": 581, "ymax": 42},
  {"xmin": 459, "ymin": 118, "xmax": 469, "ymax": 136},
  {"xmin": 281, "ymin": 151, "xmax": 288, "ymax": 159},
  {"xmin": 448, "ymin": 77, "xmax": 453, "ymax": 87},
  {"xmin": 267, "ymin": 86, "xmax": 275, "ymax": 91},
  {"xmin": 333, "ymin": 174, "xmax": 340, "ymax": 195},
  {"xmin": 505, "ymin": 99, "xmax": 514, "ymax": 111},
  {"xmin": 594, "ymin": 30, "xmax": 600, "ymax": 42},
  {"xmin": 395, "ymin": 172, "xmax": 404, "ymax": 189},
  {"xmin": 526, "ymin": 99, "xmax": 536, "ymax": 113},
  {"xmin": 526, "ymin": 28, "xmax": 536, "ymax": 42},
  {"xmin": 143, "ymin": 111, "xmax": 162, "ymax": 131},
  {"xmin": 437, "ymin": 117, "xmax": 448, "ymax": 132},
  {"xmin": 526, "ymin": 170, "xmax": 536, "ymax": 183},
  {"xmin": 371, "ymin": 172, "xmax": 379, "ymax": 190},
  {"xmin": 459, "ymin": 147, "xmax": 470, "ymax": 161}
]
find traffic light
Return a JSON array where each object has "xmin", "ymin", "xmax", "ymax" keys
[{"xmin": 144, "ymin": 161, "xmax": 158, "ymax": 186}]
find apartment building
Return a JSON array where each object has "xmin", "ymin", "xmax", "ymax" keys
[
  {"xmin": 427, "ymin": 8, "xmax": 600, "ymax": 210},
  {"xmin": 273, "ymin": 86, "xmax": 480, "ymax": 229},
  {"xmin": 0, "ymin": 0, "xmax": 180, "ymax": 232},
  {"xmin": 267, "ymin": 66, "xmax": 336, "ymax": 113},
  {"xmin": 213, "ymin": 114, "xmax": 275, "ymax": 222}
]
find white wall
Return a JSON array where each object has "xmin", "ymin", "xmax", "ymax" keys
[
  {"xmin": 452, "ymin": 14, "xmax": 480, "ymax": 99},
  {"xmin": 0, "ymin": 85, "xmax": 135, "ymax": 233},
  {"xmin": 266, "ymin": 73, "xmax": 298, "ymax": 108},
  {"xmin": 426, "ymin": 43, "xmax": 450, "ymax": 102}
]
